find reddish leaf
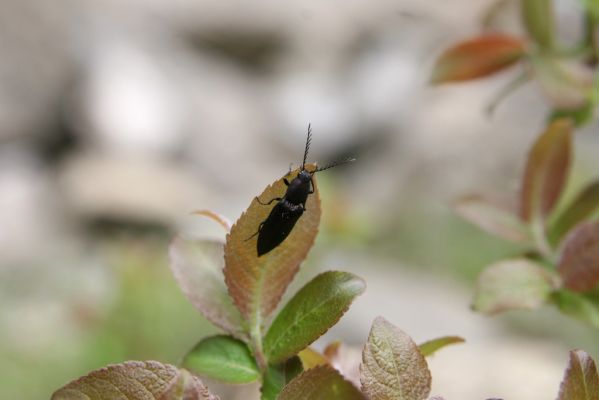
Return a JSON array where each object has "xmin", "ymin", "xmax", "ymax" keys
[
  {"xmin": 520, "ymin": 118, "xmax": 573, "ymax": 222},
  {"xmin": 51, "ymin": 361, "xmax": 218, "ymax": 400},
  {"xmin": 431, "ymin": 33, "xmax": 526, "ymax": 84},
  {"xmin": 453, "ymin": 194, "xmax": 530, "ymax": 243},
  {"xmin": 223, "ymin": 165, "xmax": 321, "ymax": 323},
  {"xmin": 558, "ymin": 350, "xmax": 599, "ymax": 400},
  {"xmin": 323, "ymin": 341, "xmax": 362, "ymax": 389},
  {"xmin": 163, "ymin": 369, "xmax": 219, "ymax": 400},
  {"xmin": 169, "ymin": 237, "xmax": 246, "ymax": 339},
  {"xmin": 278, "ymin": 365, "xmax": 365, "ymax": 400},
  {"xmin": 558, "ymin": 222, "xmax": 599, "ymax": 292},
  {"xmin": 361, "ymin": 317, "xmax": 431, "ymax": 400}
]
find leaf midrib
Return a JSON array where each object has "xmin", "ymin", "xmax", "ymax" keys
[{"xmin": 266, "ymin": 281, "xmax": 357, "ymax": 360}]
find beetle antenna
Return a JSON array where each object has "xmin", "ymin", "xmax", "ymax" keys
[
  {"xmin": 301, "ymin": 124, "xmax": 312, "ymax": 170},
  {"xmin": 314, "ymin": 157, "xmax": 356, "ymax": 173}
]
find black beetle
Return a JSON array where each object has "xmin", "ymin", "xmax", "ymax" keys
[{"xmin": 248, "ymin": 125, "xmax": 354, "ymax": 256}]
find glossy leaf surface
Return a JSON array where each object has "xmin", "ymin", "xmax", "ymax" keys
[{"xmin": 264, "ymin": 271, "xmax": 365, "ymax": 364}]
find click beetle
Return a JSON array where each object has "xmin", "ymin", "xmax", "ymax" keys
[{"xmin": 248, "ymin": 124, "xmax": 354, "ymax": 257}]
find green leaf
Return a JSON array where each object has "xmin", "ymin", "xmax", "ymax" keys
[
  {"xmin": 182, "ymin": 335, "xmax": 259, "ymax": 384},
  {"xmin": 472, "ymin": 258, "xmax": 557, "ymax": 315},
  {"xmin": 558, "ymin": 350, "xmax": 599, "ymax": 400},
  {"xmin": 558, "ymin": 222, "xmax": 599, "ymax": 292},
  {"xmin": 278, "ymin": 365, "xmax": 365, "ymax": 400},
  {"xmin": 520, "ymin": 118, "xmax": 573, "ymax": 222},
  {"xmin": 550, "ymin": 103, "xmax": 595, "ymax": 128},
  {"xmin": 550, "ymin": 181, "xmax": 599, "ymax": 245},
  {"xmin": 453, "ymin": 194, "xmax": 530, "ymax": 243},
  {"xmin": 51, "ymin": 361, "xmax": 219, "ymax": 400},
  {"xmin": 360, "ymin": 317, "xmax": 431, "ymax": 400},
  {"xmin": 552, "ymin": 290, "xmax": 599, "ymax": 329},
  {"xmin": 169, "ymin": 237, "xmax": 246, "ymax": 339},
  {"xmin": 431, "ymin": 33, "xmax": 526, "ymax": 84},
  {"xmin": 521, "ymin": 0, "xmax": 555, "ymax": 50},
  {"xmin": 418, "ymin": 336, "xmax": 465, "ymax": 357},
  {"xmin": 261, "ymin": 357, "xmax": 303, "ymax": 400},
  {"xmin": 263, "ymin": 271, "xmax": 366, "ymax": 364}
]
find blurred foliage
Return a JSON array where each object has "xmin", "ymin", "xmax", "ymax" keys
[
  {"xmin": 431, "ymin": 0, "xmax": 599, "ymax": 335},
  {"xmin": 1, "ymin": 238, "xmax": 215, "ymax": 400}
]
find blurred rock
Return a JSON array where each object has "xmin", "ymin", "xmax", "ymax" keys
[
  {"xmin": 74, "ymin": 42, "xmax": 186, "ymax": 157},
  {"xmin": 58, "ymin": 153, "xmax": 208, "ymax": 229},
  {"xmin": 0, "ymin": 0, "xmax": 78, "ymax": 143},
  {"xmin": 0, "ymin": 146, "xmax": 65, "ymax": 264}
]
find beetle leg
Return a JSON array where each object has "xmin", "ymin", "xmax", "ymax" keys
[
  {"xmin": 308, "ymin": 176, "xmax": 315, "ymax": 194},
  {"xmin": 255, "ymin": 196, "xmax": 282, "ymax": 206},
  {"xmin": 245, "ymin": 222, "xmax": 265, "ymax": 241},
  {"xmin": 283, "ymin": 178, "xmax": 290, "ymax": 186}
]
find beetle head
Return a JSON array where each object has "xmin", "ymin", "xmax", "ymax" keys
[{"xmin": 298, "ymin": 169, "xmax": 312, "ymax": 182}]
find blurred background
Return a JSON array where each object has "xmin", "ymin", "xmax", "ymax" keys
[{"xmin": 2, "ymin": 0, "xmax": 599, "ymax": 399}]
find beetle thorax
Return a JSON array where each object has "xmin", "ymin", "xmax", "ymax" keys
[{"xmin": 285, "ymin": 170, "xmax": 312, "ymax": 205}]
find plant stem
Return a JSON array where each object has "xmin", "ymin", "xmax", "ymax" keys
[
  {"xmin": 486, "ymin": 69, "xmax": 530, "ymax": 116},
  {"xmin": 531, "ymin": 216, "xmax": 555, "ymax": 264},
  {"xmin": 250, "ymin": 312, "xmax": 267, "ymax": 373},
  {"xmin": 584, "ymin": 10, "xmax": 599, "ymax": 66}
]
